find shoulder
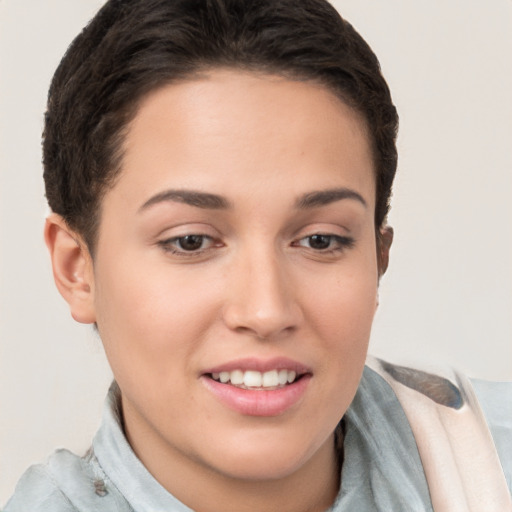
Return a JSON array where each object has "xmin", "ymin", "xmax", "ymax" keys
[
  {"xmin": 4, "ymin": 451, "xmax": 78, "ymax": 512},
  {"xmin": 471, "ymin": 379, "xmax": 512, "ymax": 490},
  {"xmin": 471, "ymin": 379, "xmax": 512, "ymax": 428},
  {"xmin": 364, "ymin": 358, "xmax": 512, "ymax": 497},
  {"xmin": 4, "ymin": 449, "xmax": 133, "ymax": 512}
]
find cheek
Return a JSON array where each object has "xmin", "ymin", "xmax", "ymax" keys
[
  {"xmin": 306, "ymin": 265, "xmax": 377, "ymax": 400},
  {"xmin": 312, "ymin": 284, "xmax": 376, "ymax": 335},
  {"xmin": 299, "ymin": 251, "xmax": 378, "ymax": 403},
  {"xmin": 304, "ymin": 258, "xmax": 378, "ymax": 342},
  {"xmin": 91, "ymin": 254, "xmax": 219, "ymax": 381}
]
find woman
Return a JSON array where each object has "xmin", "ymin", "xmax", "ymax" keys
[{"xmin": 4, "ymin": 0, "xmax": 511, "ymax": 510}]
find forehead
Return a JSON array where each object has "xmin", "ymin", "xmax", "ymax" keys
[
  {"xmin": 110, "ymin": 69, "xmax": 375, "ymax": 211},
  {"xmin": 127, "ymin": 70, "xmax": 370, "ymax": 149}
]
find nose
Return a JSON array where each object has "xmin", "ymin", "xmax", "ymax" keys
[{"xmin": 222, "ymin": 247, "xmax": 303, "ymax": 340}]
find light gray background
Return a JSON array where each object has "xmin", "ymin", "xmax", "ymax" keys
[{"xmin": 1, "ymin": 0, "xmax": 511, "ymax": 503}]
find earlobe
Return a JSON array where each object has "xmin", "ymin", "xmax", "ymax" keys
[
  {"xmin": 44, "ymin": 214, "xmax": 96, "ymax": 324},
  {"xmin": 378, "ymin": 225, "xmax": 393, "ymax": 278}
]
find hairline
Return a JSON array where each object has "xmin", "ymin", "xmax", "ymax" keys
[{"xmin": 86, "ymin": 64, "xmax": 379, "ymax": 257}]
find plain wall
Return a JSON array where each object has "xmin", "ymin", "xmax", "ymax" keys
[{"xmin": 1, "ymin": 0, "xmax": 511, "ymax": 503}]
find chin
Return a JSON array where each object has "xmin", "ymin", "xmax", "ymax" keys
[
  {"xmin": 213, "ymin": 454, "xmax": 308, "ymax": 482},
  {"xmin": 202, "ymin": 428, "xmax": 333, "ymax": 482}
]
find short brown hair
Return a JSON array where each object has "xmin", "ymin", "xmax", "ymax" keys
[{"xmin": 43, "ymin": 0, "xmax": 398, "ymax": 252}]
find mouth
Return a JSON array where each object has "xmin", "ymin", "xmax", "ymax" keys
[
  {"xmin": 207, "ymin": 368, "xmax": 303, "ymax": 390},
  {"xmin": 201, "ymin": 359, "xmax": 312, "ymax": 416}
]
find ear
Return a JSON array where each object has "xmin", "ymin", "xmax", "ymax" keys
[
  {"xmin": 377, "ymin": 225, "xmax": 393, "ymax": 278},
  {"xmin": 44, "ymin": 214, "xmax": 96, "ymax": 324}
]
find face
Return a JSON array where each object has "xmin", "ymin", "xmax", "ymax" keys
[{"xmin": 87, "ymin": 70, "xmax": 379, "ymax": 490}]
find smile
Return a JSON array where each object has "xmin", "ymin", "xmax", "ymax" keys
[
  {"xmin": 201, "ymin": 359, "xmax": 311, "ymax": 416},
  {"xmin": 209, "ymin": 369, "xmax": 299, "ymax": 390}
]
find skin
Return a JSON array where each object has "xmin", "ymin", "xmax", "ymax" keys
[{"xmin": 46, "ymin": 70, "xmax": 392, "ymax": 512}]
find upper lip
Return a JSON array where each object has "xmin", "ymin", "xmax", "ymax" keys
[{"xmin": 202, "ymin": 357, "xmax": 312, "ymax": 376}]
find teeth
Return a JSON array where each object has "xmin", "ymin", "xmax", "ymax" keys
[
  {"xmin": 230, "ymin": 370, "xmax": 244, "ymax": 385},
  {"xmin": 278, "ymin": 369, "xmax": 288, "ymax": 385},
  {"xmin": 244, "ymin": 371, "xmax": 262, "ymax": 387},
  {"xmin": 210, "ymin": 369, "xmax": 299, "ymax": 388},
  {"xmin": 263, "ymin": 370, "xmax": 278, "ymax": 387}
]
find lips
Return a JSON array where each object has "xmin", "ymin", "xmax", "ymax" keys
[{"xmin": 201, "ymin": 358, "xmax": 312, "ymax": 416}]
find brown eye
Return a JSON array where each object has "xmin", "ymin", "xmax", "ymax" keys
[
  {"xmin": 308, "ymin": 234, "xmax": 332, "ymax": 250},
  {"xmin": 294, "ymin": 234, "xmax": 355, "ymax": 253},
  {"xmin": 176, "ymin": 235, "xmax": 205, "ymax": 251},
  {"xmin": 158, "ymin": 234, "xmax": 216, "ymax": 255}
]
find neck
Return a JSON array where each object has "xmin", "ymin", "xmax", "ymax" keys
[
  {"xmin": 186, "ymin": 437, "xmax": 341, "ymax": 512},
  {"xmin": 126, "ymin": 418, "xmax": 341, "ymax": 512}
]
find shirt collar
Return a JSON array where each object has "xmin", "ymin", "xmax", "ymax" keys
[
  {"xmin": 334, "ymin": 366, "xmax": 432, "ymax": 511},
  {"xmin": 92, "ymin": 366, "xmax": 432, "ymax": 512},
  {"xmin": 93, "ymin": 382, "xmax": 194, "ymax": 512}
]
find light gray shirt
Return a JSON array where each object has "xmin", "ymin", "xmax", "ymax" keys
[{"xmin": 5, "ymin": 366, "xmax": 511, "ymax": 511}]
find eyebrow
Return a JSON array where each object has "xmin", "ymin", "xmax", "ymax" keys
[
  {"xmin": 139, "ymin": 186, "xmax": 366, "ymax": 213},
  {"xmin": 139, "ymin": 189, "xmax": 231, "ymax": 212},
  {"xmin": 295, "ymin": 188, "xmax": 367, "ymax": 209}
]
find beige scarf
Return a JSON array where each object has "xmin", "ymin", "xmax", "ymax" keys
[{"xmin": 367, "ymin": 357, "xmax": 512, "ymax": 511}]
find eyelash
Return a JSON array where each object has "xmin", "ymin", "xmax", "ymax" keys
[
  {"xmin": 292, "ymin": 234, "xmax": 355, "ymax": 254},
  {"xmin": 157, "ymin": 233, "xmax": 354, "ymax": 258},
  {"xmin": 158, "ymin": 234, "xmax": 218, "ymax": 256}
]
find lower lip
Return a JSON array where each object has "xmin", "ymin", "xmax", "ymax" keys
[{"xmin": 201, "ymin": 375, "xmax": 311, "ymax": 417}]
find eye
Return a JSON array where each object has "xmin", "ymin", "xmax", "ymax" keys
[
  {"xmin": 294, "ymin": 234, "xmax": 354, "ymax": 252},
  {"xmin": 175, "ymin": 234, "xmax": 208, "ymax": 251},
  {"xmin": 304, "ymin": 234, "xmax": 333, "ymax": 250},
  {"xmin": 158, "ymin": 234, "xmax": 216, "ymax": 254}
]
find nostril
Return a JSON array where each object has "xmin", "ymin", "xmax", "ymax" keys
[{"xmin": 222, "ymin": 263, "xmax": 303, "ymax": 338}]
